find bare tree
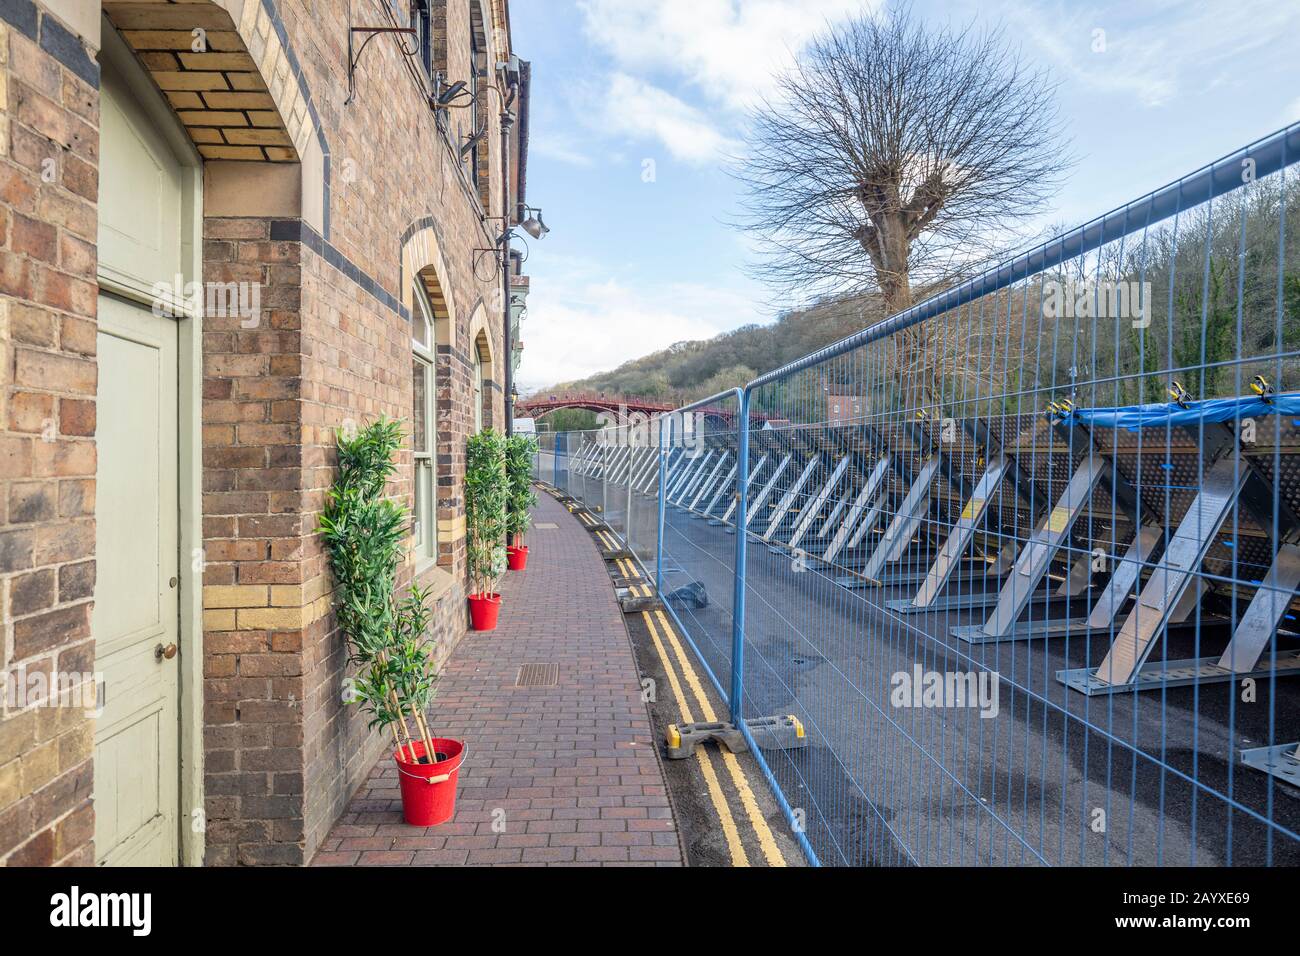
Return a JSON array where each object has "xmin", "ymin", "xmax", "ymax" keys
[{"xmin": 735, "ymin": 5, "xmax": 1073, "ymax": 335}]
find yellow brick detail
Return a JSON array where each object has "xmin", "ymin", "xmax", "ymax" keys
[
  {"xmin": 58, "ymin": 722, "xmax": 95, "ymax": 772},
  {"xmin": 198, "ymin": 145, "xmax": 265, "ymax": 161},
  {"xmin": 204, "ymin": 585, "xmax": 270, "ymax": 609},
  {"xmin": 121, "ymin": 30, "xmax": 203, "ymax": 51},
  {"xmin": 269, "ymin": 585, "xmax": 303, "ymax": 607},
  {"xmin": 178, "ymin": 110, "xmax": 250, "ymax": 128},
  {"xmin": 21, "ymin": 739, "xmax": 60, "ymax": 791},
  {"xmin": 153, "ymin": 71, "xmax": 231, "ymax": 91},
  {"xmin": 0, "ymin": 758, "xmax": 20, "ymax": 809},
  {"xmin": 204, "ymin": 92, "xmax": 276, "ymax": 110},
  {"xmin": 224, "ymin": 127, "xmax": 292, "ymax": 146},
  {"xmin": 178, "ymin": 52, "xmax": 257, "ymax": 71},
  {"xmin": 237, "ymin": 607, "xmax": 305, "ymax": 631},
  {"xmin": 204, "ymin": 609, "xmax": 238, "ymax": 632},
  {"xmin": 0, "ymin": 710, "xmax": 38, "ymax": 765}
]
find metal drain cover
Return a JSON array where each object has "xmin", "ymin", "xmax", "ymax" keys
[
  {"xmin": 535, "ymin": 523, "xmax": 559, "ymax": 530},
  {"xmin": 516, "ymin": 663, "xmax": 559, "ymax": 687}
]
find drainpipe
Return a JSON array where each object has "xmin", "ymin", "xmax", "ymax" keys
[{"xmin": 500, "ymin": 91, "xmax": 516, "ymax": 438}]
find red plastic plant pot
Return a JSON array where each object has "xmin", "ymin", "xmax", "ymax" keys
[
  {"xmin": 394, "ymin": 739, "xmax": 466, "ymax": 827},
  {"xmin": 506, "ymin": 545, "xmax": 529, "ymax": 571},
  {"xmin": 468, "ymin": 592, "xmax": 502, "ymax": 631}
]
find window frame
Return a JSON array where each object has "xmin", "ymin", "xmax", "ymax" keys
[
  {"xmin": 412, "ymin": 0, "xmax": 433, "ymax": 81},
  {"xmin": 473, "ymin": 349, "xmax": 485, "ymax": 434},
  {"xmin": 412, "ymin": 281, "xmax": 438, "ymax": 568},
  {"xmin": 468, "ymin": 24, "xmax": 482, "ymax": 190}
]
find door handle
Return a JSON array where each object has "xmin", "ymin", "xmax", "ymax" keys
[{"xmin": 155, "ymin": 643, "xmax": 178, "ymax": 662}]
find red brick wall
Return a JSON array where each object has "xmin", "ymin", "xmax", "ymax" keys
[
  {"xmin": 194, "ymin": 0, "xmax": 512, "ymax": 865},
  {"xmin": 200, "ymin": 215, "xmax": 309, "ymax": 866},
  {"xmin": 1, "ymin": 0, "xmax": 516, "ymax": 868},
  {"xmin": 0, "ymin": 5, "xmax": 100, "ymax": 867}
]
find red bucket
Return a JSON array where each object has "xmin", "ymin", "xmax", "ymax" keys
[
  {"xmin": 468, "ymin": 593, "xmax": 502, "ymax": 631},
  {"xmin": 394, "ymin": 739, "xmax": 466, "ymax": 827},
  {"xmin": 506, "ymin": 545, "xmax": 529, "ymax": 571}
]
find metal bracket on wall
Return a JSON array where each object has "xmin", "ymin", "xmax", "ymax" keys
[{"xmin": 345, "ymin": 26, "xmax": 419, "ymax": 106}]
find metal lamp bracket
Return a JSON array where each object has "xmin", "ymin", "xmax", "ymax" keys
[{"xmin": 346, "ymin": 25, "xmax": 418, "ymax": 106}]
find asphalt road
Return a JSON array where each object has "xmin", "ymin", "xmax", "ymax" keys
[{"xmin": 660, "ymin": 501, "xmax": 1300, "ymax": 867}]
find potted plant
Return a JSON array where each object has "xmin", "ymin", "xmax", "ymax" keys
[
  {"xmin": 465, "ymin": 429, "xmax": 508, "ymax": 630},
  {"xmin": 504, "ymin": 433, "xmax": 539, "ymax": 571},
  {"xmin": 317, "ymin": 418, "xmax": 466, "ymax": 827}
]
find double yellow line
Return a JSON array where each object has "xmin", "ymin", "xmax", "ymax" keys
[{"xmin": 621, "ymin": 562, "xmax": 785, "ymax": 867}]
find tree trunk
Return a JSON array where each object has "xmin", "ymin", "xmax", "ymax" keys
[{"xmin": 860, "ymin": 218, "xmax": 937, "ymax": 408}]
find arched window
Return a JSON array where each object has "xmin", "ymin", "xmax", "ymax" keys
[
  {"xmin": 473, "ymin": 349, "xmax": 485, "ymax": 434},
  {"xmin": 412, "ymin": 281, "xmax": 438, "ymax": 566}
]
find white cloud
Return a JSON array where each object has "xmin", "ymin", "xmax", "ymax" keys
[
  {"xmin": 579, "ymin": 0, "xmax": 871, "ymax": 112},
  {"xmin": 530, "ymin": 132, "xmax": 595, "ymax": 168},
  {"xmin": 1003, "ymin": 0, "xmax": 1300, "ymax": 108},
  {"xmin": 514, "ymin": 262, "xmax": 766, "ymax": 391},
  {"xmin": 599, "ymin": 73, "xmax": 739, "ymax": 165}
]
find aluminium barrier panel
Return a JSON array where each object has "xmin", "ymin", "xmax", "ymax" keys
[
  {"xmin": 658, "ymin": 123, "xmax": 1300, "ymax": 866},
  {"xmin": 652, "ymin": 392, "xmax": 744, "ymax": 704},
  {"xmin": 536, "ymin": 421, "xmax": 663, "ymax": 585}
]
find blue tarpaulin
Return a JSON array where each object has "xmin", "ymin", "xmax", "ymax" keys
[{"xmin": 1065, "ymin": 393, "xmax": 1300, "ymax": 431}]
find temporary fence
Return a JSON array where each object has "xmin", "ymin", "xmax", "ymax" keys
[{"xmin": 539, "ymin": 122, "xmax": 1300, "ymax": 866}]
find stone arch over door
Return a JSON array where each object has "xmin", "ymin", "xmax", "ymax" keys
[
  {"xmin": 103, "ymin": 1, "xmax": 311, "ymax": 162},
  {"xmin": 104, "ymin": 0, "xmax": 330, "ymax": 234}
]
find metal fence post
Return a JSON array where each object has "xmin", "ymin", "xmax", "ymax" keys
[
  {"xmin": 626, "ymin": 430, "xmax": 635, "ymax": 551},
  {"xmin": 655, "ymin": 413, "xmax": 669, "ymax": 595},
  {"xmin": 729, "ymin": 389, "xmax": 751, "ymax": 724}
]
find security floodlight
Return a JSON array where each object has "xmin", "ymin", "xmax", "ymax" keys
[
  {"xmin": 520, "ymin": 210, "xmax": 549, "ymax": 239},
  {"xmin": 460, "ymin": 126, "xmax": 489, "ymax": 158},
  {"xmin": 436, "ymin": 80, "xmax": 468, "ymax": 106}
]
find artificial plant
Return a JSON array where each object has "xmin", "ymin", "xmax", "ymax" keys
[
  {"xmin": 317, "ymin": 417, "xmax": 440, "ymax": 764},
  {"xmin": 504, "ymin": 433, "xmax": 539, "ymax": 548},
  {"xmin": 465, "ymin": 429, "xmax": 508, "ymax": 598}
]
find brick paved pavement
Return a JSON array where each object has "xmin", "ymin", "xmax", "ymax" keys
[{"xmin": 311, "ymin": 492, "xmax": 684, "ymax": 866}]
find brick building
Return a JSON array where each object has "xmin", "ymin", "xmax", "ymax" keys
[{"xmin": 0, "ymin": 0, "xmax": 532, "ymax": 865}]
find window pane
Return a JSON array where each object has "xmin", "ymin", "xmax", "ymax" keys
[
  {"xmin": 473, "ymin": 357, "xmax": 483, "ymax": 433},
  {"xmin": 413, "ymin": 280, "xmax": 434, "ymax": 350},
  {"xmin": 413, "ymin": 360, "xmax": 428, "ymax": 451}
]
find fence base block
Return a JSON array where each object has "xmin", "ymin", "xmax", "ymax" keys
[
  {"xmin": 1057, "ymin": 649, "xmax": 1300, "ymax": 696},
  {"xmin": 833, "ymin": 560, "xmax": 995, "ymax": 591},
  {"xmin": 666, "ymin": 715, "xmax": 806, "ymax": 760},
  {"xmin": 952, "ymin": 617, "xmax": 1233, "ymax": 645},
  {"xmin": 1240, "ymin": 743, "xmax": 1300, "ymax": 787},
  {"xmin": 884, "ymin": 582, "xmax": 1063, "ymax": 615},
  {"xmin": 619, "ymin": 593, "xmax": 663, "ymax": 613}
]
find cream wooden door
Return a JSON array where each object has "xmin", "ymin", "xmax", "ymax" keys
[
  {"xmin": 94, "ymin": 295, "xmax": 180, "ymax": 867},
  {"xmin": 94, "ymin": 36, "xmax": 188, "ymax": 868}
]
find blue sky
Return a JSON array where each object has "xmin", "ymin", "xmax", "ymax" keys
[{"xmin": 509, "ymin": 0, "xmax": 1300, "ymax": 394}]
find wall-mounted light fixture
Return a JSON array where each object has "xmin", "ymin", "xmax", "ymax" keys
[
  {"xmin": 519, "ymin": 206, "xmax": 549, "ymax": 240},
  {"xmin": 434, "ymin": 78, "xmax": 470, "ymax": 109},
  {"xmin": 460, "ymin": 126, "xmax": 490, "ymax": 160},
  {"xmin": 345, "ymin": 23, "xmax": 418, "ymax": 106}
]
